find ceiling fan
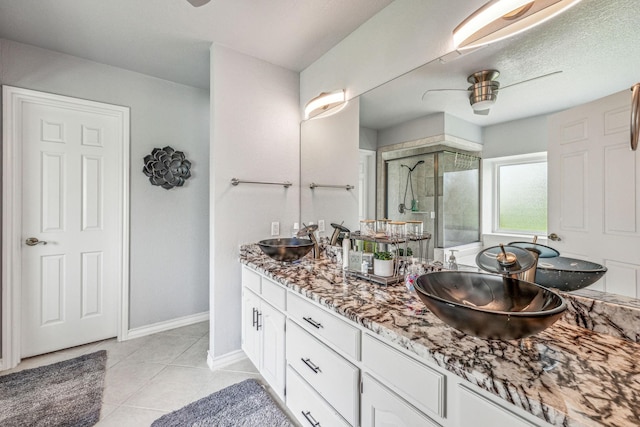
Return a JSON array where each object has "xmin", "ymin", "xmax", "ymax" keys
[
  {"xmin": 422, "ymin": 69, "xmax": 562, "ymax": 115},
  {"xmin": 186, "ymin": 0, "xmax": 211, "ymax": 7}
]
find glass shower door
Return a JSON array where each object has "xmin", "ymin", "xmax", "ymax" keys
[{"xmin": 437, "ymin": 151, "xmax": 480, "ymax": 248}]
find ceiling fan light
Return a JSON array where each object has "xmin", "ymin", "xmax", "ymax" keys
[
  {"xmin": 186, "ymin": 0, "xmax": 211, "ymax": 6},
  {"xmin": 304, "ymin": 90, "xmax": 347, "ymax": 120},
  {"xmin": 471, "ymin": 99, "xmax": 496, "ymax": 111},
  {"xmin": 453, "ymin": 0, "xmax": 583, "ymax": 50}
]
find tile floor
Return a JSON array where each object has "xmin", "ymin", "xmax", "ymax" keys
[{"xmin": 1, "ymin": 321, "xmax": 298, "ymax": 426}]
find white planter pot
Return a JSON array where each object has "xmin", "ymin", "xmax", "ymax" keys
[{"xmin": 373, "ymin": 259, "xmax": 394, "ymax": 277}]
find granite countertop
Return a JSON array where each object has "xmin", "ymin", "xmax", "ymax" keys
[{"xmin": 240, "ymin": 244, "xmax": 640, "ymax": 427}]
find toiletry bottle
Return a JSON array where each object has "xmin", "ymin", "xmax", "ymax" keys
[{"xmin": 342, "ymin": 233, "xmax": 350, "ymax": 269}]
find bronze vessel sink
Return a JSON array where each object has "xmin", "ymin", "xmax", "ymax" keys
[
  {"xmin": 257, "ymin": 238, "xmax": 314, "ymax": 262},
  {"xmin": 414, "ymin": 271, "xmax": 567, "ymax": 340}
]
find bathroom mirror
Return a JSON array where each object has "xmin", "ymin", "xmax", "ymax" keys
[
  {"xmin": 300, "ymin": 0, "xmax": 640, "ymax": 236},
  {"xmin": 300, "ymin": 99, "xmax": 360, "ymax": 234}
]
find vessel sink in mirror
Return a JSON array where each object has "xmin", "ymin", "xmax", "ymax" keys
[
  {"xmin": 414, "ymin": 271, "xmax": 567, "ymax": 340},
  {"xmin": 257, "ymin": 238, "xmax": 314, "ymax": 262},
  {"xmin": 535, "ymin": 257, "xmax": 607, "ymax": 292}
]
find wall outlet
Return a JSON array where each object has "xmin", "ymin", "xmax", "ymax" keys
[
  {"xmin": 318, "ymin": 220, "xmax": 325, "ymax": 232},
  {"xmin": 271, "ymin": 221, "xmax": 280, "ymax": 236}
]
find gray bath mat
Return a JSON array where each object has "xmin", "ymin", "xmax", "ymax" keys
[
  {"xmin": 0, "ymin": 350, "xmax": 107, "ymax": 427},
  {"xmin": 152, "ymin": 378, "xmax": 293, "ymax": 427}
]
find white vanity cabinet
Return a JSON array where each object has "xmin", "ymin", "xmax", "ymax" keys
[
  {"xmin": 240, "ymin": 268, "xmax": 286, "ymax": 400},
  {"xmin": 240, "ymin": 265, "xmax": 552, "ymax": 427}
]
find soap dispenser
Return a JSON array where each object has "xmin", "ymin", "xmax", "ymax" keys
[{"xmin": 447, "ymin": 250, "xmax": 458, "ymax": 270}]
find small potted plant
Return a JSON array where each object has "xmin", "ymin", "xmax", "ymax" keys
[{"xmin": 373, "ymin": 251, "xmax": 395, "ymax": 277}]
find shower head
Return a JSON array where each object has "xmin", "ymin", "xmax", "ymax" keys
[{"xmin": 402, "ymin": 160, "xmax": 425, "ymax": 172}]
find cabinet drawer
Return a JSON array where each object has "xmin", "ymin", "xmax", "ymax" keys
[
  {"xmin": 287, "ymin": 291, "xmax": 360, "ymax": 360},
  {"xmin": 362, "ymin": 374, "xmax": 441, "ymax": 427},
  {"xmin": 261, "ymin": 278, "xmax": 286, "ymax": 311},
  {"xmin": 286, "ymin": 365, "xmax": 350, "ymax": 427},
  {"xmin": 287, "ymin": 320, "xmax": 359, "ymax": 426},
  {"xmin": 242, "ymin": 267, "xmax": 261, "ymax": 293},
  {"xmin": 458, "ymin": 385, "xmax": 537, "ymax": 427},
  {"xmin": 362, "ymin": 333, "xmax": 445, "ymax": 419}
]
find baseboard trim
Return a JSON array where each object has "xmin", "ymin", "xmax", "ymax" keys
[
  {"xmin": 125, "ymin": 311, "xmax": 209, "ymax": 341},
  {"xmin": 207, "ymin": 349, "xmax": 246, "ymax": 371}
]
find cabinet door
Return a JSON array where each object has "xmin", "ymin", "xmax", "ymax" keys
[
  {"xmin": 260, "ymin": 301, "xmax": 286, "ymax": 400},
  {"xmin": 241, "ymin": 288, "xmax": 261, "ymax": 369},
  {"xmin": 458, "ymin": 385, "xmax": 537, "ymax": 427},
  {"xmin": 361, "ymin": 374, "xmax": 440, "ymax": 427}
]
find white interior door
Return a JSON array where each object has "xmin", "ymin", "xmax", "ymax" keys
[
  {"xmin": 548, "ymin": 89, "xmax": 640, "ymax": 298},
  {"xmin": 4, "ymin": 87, "xmax": 128, "ymax": 358}
]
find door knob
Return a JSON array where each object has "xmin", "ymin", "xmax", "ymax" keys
[
  {"xmin": 547, "ymin": 233, "xmax": 562, "ymax": 241},
  {"xmin": 25, "ymin": 237, "xmax": 47, "ymax": 246}
]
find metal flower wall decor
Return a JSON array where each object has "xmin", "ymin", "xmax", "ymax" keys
[{"xmin": 143, "ymin": 146, "xmax": 192, "ymax": 189}]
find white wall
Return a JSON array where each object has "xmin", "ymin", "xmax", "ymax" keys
[
  {"xmin": 300, "ymin": 100, "xmax": 360, "ymax": 232},
  {"xmin": 210, "ymin": 45, "xmax": 300, "ymax": 358},
  {"xmin": 482, "ymin": 115, "xmax": 549, "ymax": 158},
  {"xmin": 0, "ymin": 39, "xmax": 210, "ymax": 329},
  {"xmin": 300, "ymin": 0, "xmax": 487, "ymax": 106},
  {"xmin": 359, "ymin": 126, "xmax": 377, "ymax": 150}
]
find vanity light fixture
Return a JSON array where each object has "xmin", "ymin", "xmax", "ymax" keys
[
  {"xmin": 453, "ymin": 0, "xmax": 583, "ymax": 50},
  {"xmin": 304, "ymin": 89, "xmax": 347, "ymax": 120}
]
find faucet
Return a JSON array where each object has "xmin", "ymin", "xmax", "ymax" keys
[
  {"xmin": 329, "ymin": 222, "xmax": 350, "ymax": 246},
  {"xmin": 495, "ymin": 244, "xmax": 538, "ymax": 282},
  {"xmin": 297, "ymin": 224, "xmax": 320, "ymax": 259}
]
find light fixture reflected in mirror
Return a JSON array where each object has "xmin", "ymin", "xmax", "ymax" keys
[
  {"xmin": 453, "ymin": 0, "xmax": 583, "ymax": 50},
  {"xmin": 304, "ymin": 89, "xmax": 347, "ymax": 120},
  {"xmin": 631, "ymin": 83, "xmax": 640, "ymax": 151}
]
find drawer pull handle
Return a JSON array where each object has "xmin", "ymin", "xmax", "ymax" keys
[
  {"xmin": 303, "ymin": 316, "xmax": 323, "ymax": 329},
  {"xmin": 301, "ymin": 358, "xmax": 321, "ymax": 374},
  {"xmin": 256, "ymin": 311, "xmax": 262, "ymax": 330},
  {"xmin": 302, "ymin": 410, "xmax": 321, "ymax": 426},
  {"xmin": 252, "ymin": 308, "xmax": 258, "ymax": 328}
]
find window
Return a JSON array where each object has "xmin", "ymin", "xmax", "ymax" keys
[{"xmin": 483, "ymin": 153, "xmax": 547, "ymax": 235}]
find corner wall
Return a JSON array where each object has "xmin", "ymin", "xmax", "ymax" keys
[
  {"xmin": 209, "ymin": 45, "xmax": 300, "ymax": 357},
  {"xmin": 0, "ymin": 39, "xmax": 210, "ymax": 330}
]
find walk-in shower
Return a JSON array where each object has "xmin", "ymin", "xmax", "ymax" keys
[{"xmin": 382, "ymin": 148, "xmax": 480, "ymax": 260}]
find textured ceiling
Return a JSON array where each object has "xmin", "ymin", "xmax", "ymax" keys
[
  {"xmin": 360, "ymin": 0, "xmax": 640, "ymax": 128},
  {"xmin": 0, "ymin": 0, "xmax": 392, "ymax": 89},
  {"xmin": 2, "ymin": 0, "xmax": 638, "ymax": 128}
]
